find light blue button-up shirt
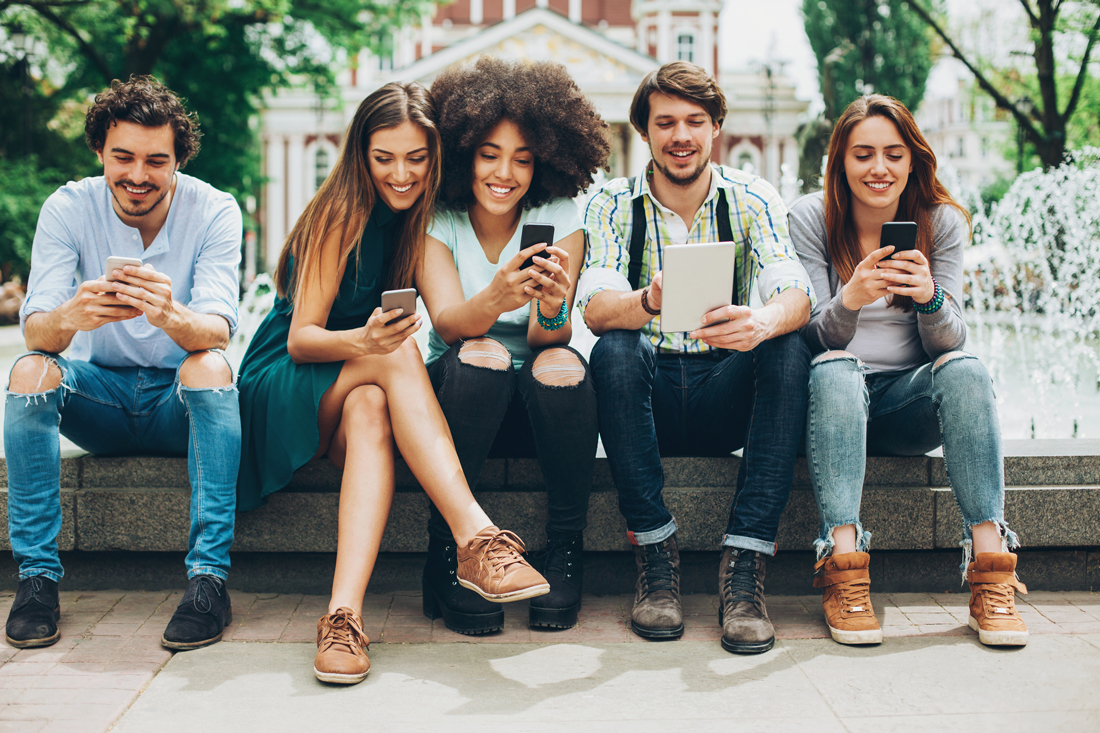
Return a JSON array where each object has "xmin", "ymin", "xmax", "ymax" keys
[{"xmin": 21, "ymin": 173, "xmax": 242, "ymax": 370}]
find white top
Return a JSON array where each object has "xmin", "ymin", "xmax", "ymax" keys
[
  {"xmin": 842, "ymin": 296, "xmax": 924, "ymax": 373},
  {"xmin": 426, "ymin": 197, "xmax": 582, "ymax": 368}
]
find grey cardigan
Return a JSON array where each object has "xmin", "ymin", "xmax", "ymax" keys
[{"xmin": 787, "ymin": 191, "xmax": 969, "ymax": 361}]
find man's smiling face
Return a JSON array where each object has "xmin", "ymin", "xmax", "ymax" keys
[
  {"xmin": 642, "ymin": 92, "xmax": 720, "ymax": 188},
  {"xmin": 97, "ymin": 120, "xmax": 177, "ymax": 220}
]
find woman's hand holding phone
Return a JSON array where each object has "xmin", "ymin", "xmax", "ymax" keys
[
  {"xmin": 523, "ymin": 245, "xmax": 570, "ymax": 318},
  {"xmin": 841, "ymin": 246, "xmax": 897, "ymax": 310},
  {"xmin": 359, "ymin": 306, "xmax": 420, "ymax": 355},
  {"xmin": 488, "ymin": 243, "xmax": 548, "ymax": 313},
  {"xmin": 879, "ymin": 249, "xmax": 934, "ymax": 304}
]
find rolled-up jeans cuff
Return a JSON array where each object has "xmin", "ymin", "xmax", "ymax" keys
[
  {"xmin": 187, "ymin": 566, "xmax": 228, "ymax": 582},
  {"xmin": 627, "ymin": 518, "xmax": 677, "ymax": 546},
  {"xmin": 19, "ymin": 569, "xmax": 63, "ymax": 583},
  {"xmin": 722, "ymin": 534, "xmax": 778, "ymax": 556}
]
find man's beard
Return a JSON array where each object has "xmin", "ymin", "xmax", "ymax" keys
[
  {"xmin": 653, "ymin": 148, "xmax": 710, "ymax": 188},
  {"xmin": 109, "ymin": 178, "xmax": 170, "ymax": 217}
]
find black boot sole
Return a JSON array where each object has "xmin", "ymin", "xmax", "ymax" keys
[
  {"xmin": 631, "ymin": 620, "xmax": 684, "ymax": 639},
  {"xmin": 5, "ymin": 605, "xmax": 61, "ymax": 648},
  {"xmin": 720, "ymin": 635, "xmax": 775, "ymax": 654},
  {"xmin": 529, "ymin": 600, "xmax": 580, "ymax": 629},
  {"xmin": 422, "ymin": 579, "xmax": 504, "ymax": 635},
  {"xmin": 161, "ymin": 609, "xmax": 232, "ymax": 651}
]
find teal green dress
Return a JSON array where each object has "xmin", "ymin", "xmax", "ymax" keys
[{"xmin": 237, "ymin": 203, "xmax": 401, "ymax": 511}]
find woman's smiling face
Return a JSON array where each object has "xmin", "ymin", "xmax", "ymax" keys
[
  {"xmin": 368, "ymin": 121, "xmax": 431, "ymax": 211},
  {"xmin": 470, "ymin": 118, "xmax": 533, "ymax": 218},
  {"xmin": 843, "ymin": 115, "xmax": 913, "ymax": 218}
]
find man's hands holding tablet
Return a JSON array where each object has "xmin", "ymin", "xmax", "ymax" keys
[{"xmin": 689, "ymin": 304, "xmax": 773, "ymax": 352}]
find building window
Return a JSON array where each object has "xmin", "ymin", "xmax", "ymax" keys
[
  {"xmin": 980, "ymin": 136, "xmax": 990, "ymax": 159},
  {"xmin": 676, "ymin": 33, "xmax": 695, "ymax": 63},
  {"xmin": 315, "ymin": 148, "xmax": 331, "ymax": 191},
  {"xmin": 956, "ymin": 137, "xmax": 966, "ymax": 159}
]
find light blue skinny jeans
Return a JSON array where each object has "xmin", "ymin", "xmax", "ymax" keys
[
  {"xmin": 805, "ymin": 351, "xmax": 1018, "ymax": 574},
  {"xmin": 4, "ymin": 351, "xmax": 240, "ymax": 582}
]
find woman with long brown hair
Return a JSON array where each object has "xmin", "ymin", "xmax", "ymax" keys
[
  {"xmin": 237, "ymin": 82, "xmax": 547, "ymax": 684},
  {"xmin": 788, "ymin": 94, "xmax": 1027, "ymax": 648}
]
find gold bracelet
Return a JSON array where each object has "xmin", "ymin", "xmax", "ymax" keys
[{"xmin": 640, "ymin": 287, "xmax": 660, "ymax": 316}]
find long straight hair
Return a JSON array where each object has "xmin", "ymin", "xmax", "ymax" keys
[
  {"xmin": 822, "ymin": 94, "xmax": 971, "ymax": 311},
  {"xmin": 275, "ymin": 82, "xmax": 442, "ymax": 301}
]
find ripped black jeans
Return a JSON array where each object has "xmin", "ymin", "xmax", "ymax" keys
[{"xmin": 426, "ymin": 340, "xmax": 597, "ymax": 543}]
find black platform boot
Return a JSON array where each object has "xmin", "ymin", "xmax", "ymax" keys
[
  {"xmin": 422, "ymin": 534, "xmax": 504, "ymax": 635},
  {"xmin": 528, "ymin": 534, "xmax": 584, "ymax": 629}
]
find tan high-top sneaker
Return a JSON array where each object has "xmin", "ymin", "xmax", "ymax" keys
[
  {"xmin": 314, "ymin": 608, "xmax": 370, "ymax": 684},
  {"xmin": 457, "ymin": 526, "xmax": 550, "ymax": 602},
  {"xmin": 967, "ymin": 552, "xmax": 1029, "ymax": 646},
  {"xmin": 813, "ymin": 552, "xmax": 882, "ymax": 645}
]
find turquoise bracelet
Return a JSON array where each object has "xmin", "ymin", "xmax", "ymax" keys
[
  {"xmin": 913, "ymin": 277, "xmax": 944, "ymax": 314},
  {"xmin": 536, "ymin": 298, "xmax": 569, "ymax": 331}
]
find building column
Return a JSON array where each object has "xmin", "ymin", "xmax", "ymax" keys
[
  {"xmin": 656, "ymin": 11, "xmax": 671, "ymax": 62},
  {"xmin": 263, "ymin": 134, "xmax": 286, "ymax": 272},
  {"xmin": 420, "ymin": 13, "xmax": 432, "ymax": 60},
  {"xmin": 569, "ymin": 0, "xmax": 581, "ymax": 23},
  {"xmin": 700, "ymin": 11, "xmax": 714, "ymax": 75},
  {"xmin": 471, "ymin": 0, "xmax": 483, "ymax": 24},
  {"xmin": 286, "ymin": 134, "xmax": 306, "ymax": 242},
  {"xmin": 766, "ymin": 136, "xmax": 780, "ymax": 187},
  {"xmin": 628, "ymin": 127, "xmax": 651, "ymax": 177},
  {"xmin": 536, "ymin": 0, "xmax": 548, "ymax": 8},
  {"xmin": 504, "ymin": 0, "xmax": 515, "ymax": 20}
]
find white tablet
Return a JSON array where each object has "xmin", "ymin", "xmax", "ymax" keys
[{"xmin": 658, "ymin": 242, "xmax": 736, "ymax": 333}]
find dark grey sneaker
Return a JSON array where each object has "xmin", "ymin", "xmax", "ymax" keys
[
  {"xmin": 5, "ymin": 576, "xmax": 60, "ymax": 649},
  {"xmin": 718, "ymin": 548, "xmax": 775, "ymax": 653},
  {"xmin": 161, "ymin": 575, "xmax": 232, "ymax": 651},
  {"xmin": 630, "ymin": 535, "xmax": 683, "ymax": 639}
]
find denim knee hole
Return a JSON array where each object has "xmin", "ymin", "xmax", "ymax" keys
[
  {"xmin": 532, "ymin": 350, "xmax": 585, "ymax": 388},
  {"xmin": 458, "ymin": 339, "xmax": 511, "ymax": 371}
]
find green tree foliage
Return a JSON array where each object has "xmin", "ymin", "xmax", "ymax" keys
[
  {"xmin": 0, "ymin": 0, "xmax": 430, "ymax": 275},
  {"xmin": 803, "ymin": 0, "xmax": 937, "ymax": 120},
  {"xmin": 901, "ymin": 0, "xmax": 1100, "ymax": 169}
]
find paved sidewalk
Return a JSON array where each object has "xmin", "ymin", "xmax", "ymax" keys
[{"xmin": 0, "ymin": 589, "xmax": 1097, "ymax": 731}]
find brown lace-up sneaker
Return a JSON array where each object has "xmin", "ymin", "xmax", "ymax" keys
[
  {"xmin": 457, "ymin": 526, "xmax": 550, "ymax": 602},
  {"xmin": 314, "ymin": 608, "xmax": 370, "ymax": 684},
  {"xmin": 631, "ymin": 535, "xmax": 683, "ymax": 639},
  {"xmin": 813, "ymin": 552, "xmax": 882, "ymax": 645},
  {"xmin": 967, "ymin": 552, "xmax": 1029, "ymax": 646}
]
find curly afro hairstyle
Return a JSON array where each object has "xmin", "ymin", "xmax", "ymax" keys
[
  {"xmin": 432, "ymin": 56, "xmax": 610, "ymax": 209},
  {"xmin": 85, "ymin": 75, "xmax": 201, "ymax": 167}
]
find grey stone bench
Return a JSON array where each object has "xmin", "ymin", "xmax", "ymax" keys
[{"xmin": 2, "ymin": 439, "xmax": 1098, "ymax": 593}]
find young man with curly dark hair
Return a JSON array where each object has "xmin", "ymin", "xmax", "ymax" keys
[
  {"xmin": 5, "ymin": 76, "xmax": 241, "ymax": 652},
  {"xmin": 416, "ymin": 56, "xmax": 610, "ymax": 634},
  {"xmin": 578, "ymin": 61, "xmax": 816, "ymax": 653}
]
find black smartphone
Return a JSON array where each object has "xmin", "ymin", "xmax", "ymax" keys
[
  {"xmin": 519, "ymin": 223, "xmax": 555, "ymax": 272},
  {"xmin": 880, "ymin": 222, "xmax": 918, "ymax": 258},
  {"xmin": 381, "ymin": 288, "xmax": 417, "ymax": 327}
]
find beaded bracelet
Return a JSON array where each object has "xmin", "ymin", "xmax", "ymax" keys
[
  {"xmin": 913, "ymin": 277, "xmax": 944, "ymax": 314},
  {"xmin": 536, "ymin": 298, "xmax": 569, "ymax": 331}
]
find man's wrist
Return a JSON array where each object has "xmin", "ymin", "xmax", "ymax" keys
[{"xmin": 640, "ymin": 287, "xmax": 660, "ymax": 316}]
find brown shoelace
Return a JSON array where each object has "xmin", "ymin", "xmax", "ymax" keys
[
  {"xmin": 479, "ymin": 530, "xmax": 528, "ymax": 573},
  {"xmin": 319, "ymin": 608, "xmax": 368, "ymax": 654},
  {"xmin": 836, "ymin": 577, "xmax": 874, "ymax": 614},
  {"xmin": 977, "ymin": 583, "xmax": 1018, "ymax": 616}
]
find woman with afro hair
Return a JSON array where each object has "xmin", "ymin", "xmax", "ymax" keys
[{"xmin": 416, "ymin": 57, "xmax": 610, "ymax": 634}]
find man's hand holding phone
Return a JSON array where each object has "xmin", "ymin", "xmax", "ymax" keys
[
  {"xmin": 60, "ymin": 278, "xmax": 143, "ymax": 332},
  {"xmin": 689, "ymin": 304, "xmax": 771, "ymax": 352},
  {"xmin": 108, "ymin": 263, "xmax": 182, "ymax": 331}
]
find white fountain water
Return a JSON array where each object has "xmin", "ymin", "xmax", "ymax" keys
[{"xmin": 945, "ymin": 148, "xmax": 1100, "ymax": 439}]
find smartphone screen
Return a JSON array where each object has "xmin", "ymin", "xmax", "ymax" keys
[
  {"xmin": 881, "ymin": 222, "xmax": 918, "ymax": 258},
  {"xmin": 519, "ymin": 223, "xmax": 555, "ymax": 272},
  {"xmin": 381, "ymin": 288, "xmax": 417, "ymax": 327}
]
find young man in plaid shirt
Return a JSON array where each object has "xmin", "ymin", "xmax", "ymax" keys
[{"xmin": 578, "ymin": 62, "xmax": 815, "ymax": 653}]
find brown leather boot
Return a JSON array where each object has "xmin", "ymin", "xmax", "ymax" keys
[
  {"xmin": 813, "ymin": 552, "xmax": 882, "ymax": 645},
  {"xmin": 630, "ymin": 535, "xmax": 683, "ymax": 639},
  {"xmin": 314, "ymin": 608, "xmax": 370, "ymax": 684},
  {"xmin": 967, "ymin": 552, "xmax": 1029, "ymax": 646},
  {"xmin": 457, "ymin": 526, "xmax": 550, "ymax": 602},
  {"xmin": 718, "ymin": 548, "xmax": 774, "ymax": 653}
]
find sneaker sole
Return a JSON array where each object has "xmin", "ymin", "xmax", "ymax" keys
[
  {"xmin": 720, "ymin": 635, "xmax": 775, "ymax": 654},
  {"xmin": 630, "ymin": 620, "xmax": 684, "ymax": 639},
  {"xmin": 457, "ymin": 580, "xmax": 550, "ymax": 603},
  {"xmin": 5, "ymin": 629, "xmax": 60, "ymax": 649},
  {"xmin": 827, "ymin": 625, "xmax": 883, "ymax": 645},
  {"xmin": 314, "ymin": 667, "xmax": 370, "ymax": 684},
  {"xmin": 968, "ymin": 616, "xmax": 1029, "ymax": 646}
]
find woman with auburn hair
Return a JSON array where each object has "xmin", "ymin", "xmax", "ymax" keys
[
  {"xmin": 788, "ymin": 94, "xmax": 1027, "ymax": 648},
  {"xmin": 415, "ymin": 57, "xmax": 609, "ymax": 634},
  {"xmin": 237, "ymin": 82, "xmax": 547, "ymax": 684}
]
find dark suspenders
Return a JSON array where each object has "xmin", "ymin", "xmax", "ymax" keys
[{"xmin": 625, "ymin": 176, "xmax": 743, "ymax": 305}]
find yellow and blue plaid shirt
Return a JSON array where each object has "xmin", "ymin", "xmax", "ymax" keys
[{"xmin": 578, "ymin": 164, "xmax": 816, "ymax": 355}]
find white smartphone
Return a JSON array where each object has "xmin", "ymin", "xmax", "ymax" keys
[
  {"xmin": 380, "ymin": 288, "xmax": 418, "ymax": 326},
  {"xmin": 105, "ymin": 256, "xmax": 144, "ymax": 282}
]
